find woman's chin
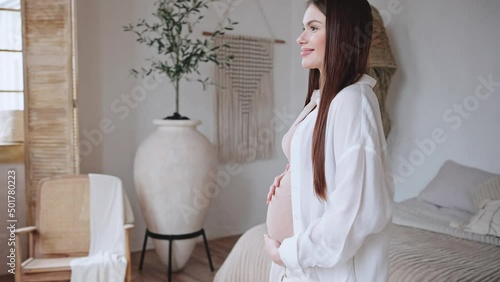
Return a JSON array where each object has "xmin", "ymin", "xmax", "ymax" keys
[{"xmin": 301, "ymin": 61, "xmax": 319, "ymax": 70}]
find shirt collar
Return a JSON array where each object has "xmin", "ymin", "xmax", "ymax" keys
[{"xmin": 354, "ymin": 73, "xmax": 377, "ymax": 88}]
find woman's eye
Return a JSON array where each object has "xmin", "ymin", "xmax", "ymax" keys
[{"xmin": 311, "ymin": 26, "xmax": 318, "ymax": 31}]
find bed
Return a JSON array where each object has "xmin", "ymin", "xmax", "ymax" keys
[
  {"xmin": 214, "ymin": 198, "xmax": 500, "ymax": 282},
  {"xmin": 389, "ymin": 198, "xmax": 500, "ymax": 282}
]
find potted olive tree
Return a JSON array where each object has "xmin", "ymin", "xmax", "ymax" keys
[{"xmin": 126, "ymin": 0, "xmax": 237, "ymax": 271}]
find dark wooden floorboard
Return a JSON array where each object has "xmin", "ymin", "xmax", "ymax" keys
[{"xmin": 0, "ymin": 234, "xmax": 241, "ymax": 282}]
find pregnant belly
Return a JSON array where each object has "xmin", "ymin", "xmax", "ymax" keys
[{"xmin": 266, "ymin": 171, "xmax": 293, "ymax": 243}]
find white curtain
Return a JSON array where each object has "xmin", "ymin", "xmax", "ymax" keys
[{"xmin": 0, "ymin": 92, "xmax": 23, "ymax": 111}]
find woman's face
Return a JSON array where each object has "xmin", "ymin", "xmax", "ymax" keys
[{"xmin": 297, "ymin": 4, "xmax": 326, "ymax": 71}]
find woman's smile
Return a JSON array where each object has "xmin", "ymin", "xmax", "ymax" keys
[{"xmin": 300, "ymin": 48, "xmax": 315, "ymax": 57}]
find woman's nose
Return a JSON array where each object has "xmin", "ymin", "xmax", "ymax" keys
[{"xmin": 296, "ymin": 32, "xmax": 307, "ymax": 45}]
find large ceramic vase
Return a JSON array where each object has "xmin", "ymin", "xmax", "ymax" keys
[{"xmin": 134, "ymin": 119, "xmax": 217, "ymax": 271}]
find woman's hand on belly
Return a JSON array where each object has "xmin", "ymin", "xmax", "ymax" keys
[
  {"xmin": 266, "ymin": 163, "xmax": 290, "ymax": 204},
  {"xmin": 264, "ymin": 234, "xmax": 284, "ymax": 266}
]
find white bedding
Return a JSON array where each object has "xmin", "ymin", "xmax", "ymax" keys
[
  {"xmin": 465, "ymin": 199, "xmax": 500, "ymax": 237},
  {"xmin": 393, "ymin": 198, "xmax": 500, "ymax": 246}
]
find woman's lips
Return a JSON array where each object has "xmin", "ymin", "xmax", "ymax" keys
[{"xmin": 300, "ymin": 49, "xmax": 314, "ymax": 57}]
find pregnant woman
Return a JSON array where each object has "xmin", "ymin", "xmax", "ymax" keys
[
  {"xmin": 265, "ymin": 89, "xmax": 321, "ymax": 244},
  {"xmin": 264, "ymin": 0, "xmax": 394, "ymax": 281}
]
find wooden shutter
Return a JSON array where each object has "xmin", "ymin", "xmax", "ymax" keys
[{"xmin": 22, "ymin": 0, "xmax": 80, "ymax": 226}]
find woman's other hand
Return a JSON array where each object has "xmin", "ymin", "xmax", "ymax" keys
[
  {"xmin": 264, "ymin": 234, "xmax": 284, "ymax": 266},
  {"xmin": 266, "ymin": 163, "xmax": 290, "ymax": 204}
]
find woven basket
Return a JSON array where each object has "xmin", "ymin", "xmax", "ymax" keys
[{"xmin": 368, "ymin": 5, "xmax": 397, "ymax": 139}]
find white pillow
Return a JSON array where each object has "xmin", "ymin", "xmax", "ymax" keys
[
  {"xmin": 417, "ymin": 160, "xmax": 497, "ymax": 214},
  {"xmin": 470, "ymin": 175, "xmax": 500, "ymax": 212},
  {"xmin": 465, "ymin": 199, "xmax": 500, "ymax": 237}
]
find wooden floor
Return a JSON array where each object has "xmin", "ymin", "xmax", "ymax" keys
[{"xmin": 1, "ymin": 234, "xmax": 241, "ymax": 282}]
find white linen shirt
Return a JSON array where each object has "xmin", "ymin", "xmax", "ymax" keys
[{"xmin": 278, "ymin": 74, "xmax": 395, "ymax": 282}]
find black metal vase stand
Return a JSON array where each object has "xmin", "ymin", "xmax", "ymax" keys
[{"xmin": 138, "ymin": 228, "xmax": 215, "ymax": 282}]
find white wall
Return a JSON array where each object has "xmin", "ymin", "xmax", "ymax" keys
[
  {"xmin": 75, "ymin": 0, "xmax": 500, "ymax": 255},
  {"xmin": 368, "ymin": 0, "xmax": 500, "ymax": 201}
]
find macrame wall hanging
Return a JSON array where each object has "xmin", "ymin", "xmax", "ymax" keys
[
  {"xmin": 213, "ymin": 34, "xmax": 274, "ymax": 163},
  {"xmin": 204, "ymin": 0, "xmax": 285, "ymax": 164}
]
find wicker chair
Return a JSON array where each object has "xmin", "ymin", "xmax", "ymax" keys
[{"xmin": 14, "ymin": 174, "xmax": 133, "ymax": 282}]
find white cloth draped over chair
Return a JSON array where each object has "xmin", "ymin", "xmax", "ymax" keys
[{"xmin": 70, "ymin": 173, "xmax": 134, "ymax": 282}]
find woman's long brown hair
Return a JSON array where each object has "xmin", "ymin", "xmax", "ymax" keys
[{"xmin": 304, "ymin": 0, "xmax": 373, "ymax": 201}]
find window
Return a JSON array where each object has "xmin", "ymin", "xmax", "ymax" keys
[{"xmin": 0, "ymin": 0, "xmax": 24, "ymax": 144}]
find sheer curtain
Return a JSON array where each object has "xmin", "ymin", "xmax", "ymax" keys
[{"xmin": 0, "ymin": 50, "xmax": 23, "ymax": 111}]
